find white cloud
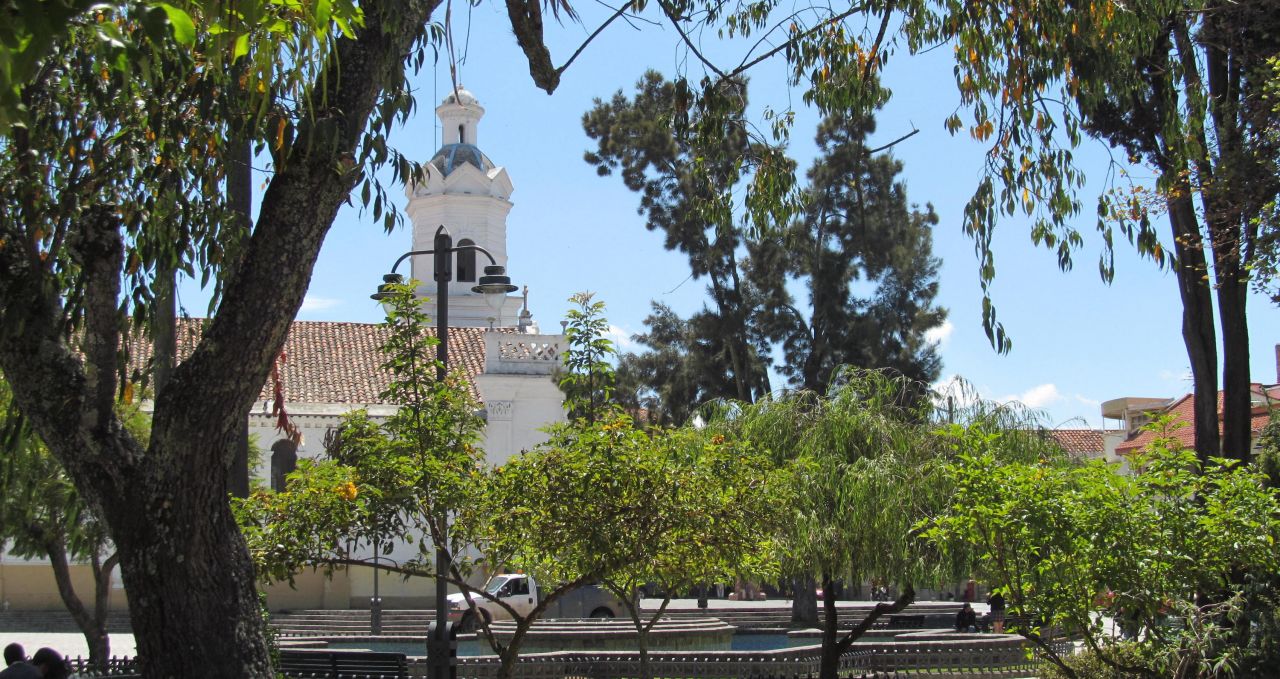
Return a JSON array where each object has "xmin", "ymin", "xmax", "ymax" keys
[
  {"xmin": 924, "ymin": 320, "xmax": 954, "ymax": 347},
  {"xmin": 606, "ymin": 325, "xmax": 638, "ymax": 352},
  {"xmin": 1008, "ymin": 383, "xmax": 1063, "ymax": 409},
  {"xmin": 1073, "ymin": 394, "xmax": 1101, "ymax": 408},
  {"xmin": 300, "ymin": 296, "xmax": 342, "ymax": 313},
  {"xmin": 933, "ymin": 375, "xmax": 1097, "ymax": 424}
]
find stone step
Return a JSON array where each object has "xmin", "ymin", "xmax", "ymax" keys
[{"xmin": 0, "ymin": 611, "xmax": 133, "ymax": 633}]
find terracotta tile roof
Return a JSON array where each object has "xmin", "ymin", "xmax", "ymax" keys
[
  {"xmin": 129, "ymin": 318, "xmax": 495, "ymax": 404},
  {"xmin": 1048, "ymin": 429, "xmax": 1107, "ymax": 456},
  {"xmin": 1114, "ymin": 384, "xmax": 1280, "ymax": 455}
]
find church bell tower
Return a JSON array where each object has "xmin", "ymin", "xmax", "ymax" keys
[{"xmin": 404, "ymin": 87, "xmax": 517, "ymax": 327}]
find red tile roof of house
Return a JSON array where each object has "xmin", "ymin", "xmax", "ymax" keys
[
  {"xmin": 1114, "ymin": 384, "xmax": 1280, "ymax": 455},
  {"xmin": 129, "ymin": 318, "xmax": 495, "ymax": 404},
  {"xmin": 1049, "ymin": 429, "xmax": 1109, "ymax": 456}
]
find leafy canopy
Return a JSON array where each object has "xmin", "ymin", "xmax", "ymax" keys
[{"xmin": 923, "ymin": 416, "xmax": 1280, "ymax": 676}]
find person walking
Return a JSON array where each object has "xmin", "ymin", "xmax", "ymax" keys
[{"xmin": 987, "ymin": 591, "xmax": 1006, "ymax": 633}]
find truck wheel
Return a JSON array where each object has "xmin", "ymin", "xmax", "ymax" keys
[{"xmin": 589, "ymin": 607, "xmax": 615, "ymax": 619}]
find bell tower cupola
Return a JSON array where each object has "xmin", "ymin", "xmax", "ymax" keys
[
  {"xmin": 438, "ymin": 88, "xmax": 483, "ymax": 145},
  {"xmin": 403, "ymin": 87, "xmax": 518, "ymax": 328}
]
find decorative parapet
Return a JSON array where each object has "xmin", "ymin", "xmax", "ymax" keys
[{"xmin": 484, "ymin": 332, "xmax": 564, "ymax": 376}]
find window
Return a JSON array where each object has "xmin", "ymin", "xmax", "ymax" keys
[
  {"xmin": 458, "ymin": 124, "xmax": 465, "ymax": 144},
  {"xmin": 270, "ymin": 440, "xmax": 298, "ymax": 492},
  {"xmin": 457, "ymin": 238, "xmax": 477, "ymax": 282}
]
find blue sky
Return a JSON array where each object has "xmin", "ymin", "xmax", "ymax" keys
[{"xmin": 183, "ymin": 3, "xmax": 1280, "ymax": 429}]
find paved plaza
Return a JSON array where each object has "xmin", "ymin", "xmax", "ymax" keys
[{"xmin": 0, "ymin": 632, "xmax": 137, "ymax": 663}]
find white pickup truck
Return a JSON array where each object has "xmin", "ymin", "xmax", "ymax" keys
[{"xmin": 446, "ymin": 573, "xmax": 626, "ymax": 630}]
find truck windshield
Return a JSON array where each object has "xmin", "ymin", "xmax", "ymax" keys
[{"xmin": 485, "ymin": 576, "xmax": 512, "ymax": 595}]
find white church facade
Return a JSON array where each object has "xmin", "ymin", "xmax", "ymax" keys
[{"xmin": 0, "ymin": 89, "xmax": 568, "ymax": 612}]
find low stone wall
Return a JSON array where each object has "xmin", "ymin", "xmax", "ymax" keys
[
  {"xmin": 437, "ymin": 635, "xmax": 1047, "ymax": 679},
  {"xmin": 73, "ymin": 633, "xmax": 1061, "ymax": 678},
  {"xmin": 487, "ymin": 617, "xmax": 737, "ymax": 653}
]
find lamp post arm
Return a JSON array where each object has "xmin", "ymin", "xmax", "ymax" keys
[{"xmin": 387, "ymin": 245, "xmax": 500, "ymax": 276}]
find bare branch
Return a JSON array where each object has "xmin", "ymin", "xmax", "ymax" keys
[
  {"xmin": 659, "ymin": 0, "xmax": 727, "ymax": 80},
  {"xmin": 866, "ymin": 127, "xmax": 919, "ymax": 154},
  {"xmin": 557, "ymin": 1, "xmax": 640, "ymax": 77},
  {"xmin": 729, "ymin": 5, "xmax": 869, "ymax": 79}
]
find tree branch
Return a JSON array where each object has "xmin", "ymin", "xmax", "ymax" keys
[
  {"xmin": 729, "ymin": 5, "xmax": 868, "ymax": 79},
  {"xmin": 556, "ymin": 1, "xmax": 638, "ymax": 78},
  {"xmin": 835, "ymin": 582, "xmax": 914, "ymax": 653},
  {"xmin": 659, "ymin": 0, "xmax": 726, "ymax": 80},
  {"xmin": 866, "ymin": 128, "xmax": 919, "ymax": 154},
  {"xmin": 506, "ymin": 0, "xmax": 561, "ymax": 93}
]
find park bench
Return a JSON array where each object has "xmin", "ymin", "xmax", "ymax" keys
[{"xmin": 277, "ymin": 649, "xmax": 409, "ymax": 679}]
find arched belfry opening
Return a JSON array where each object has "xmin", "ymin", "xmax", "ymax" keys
[
  {"xmin": 457, "ymin": 239, "xmax": 477, "ymax": 282},
  {"xmin": 270, "ymin": 439, "xmax": 298, "ymax": 492}
]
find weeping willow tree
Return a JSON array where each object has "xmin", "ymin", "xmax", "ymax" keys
[{"xmin": 703, "ymin": 370, "xmax": 960, "ymax": 679}]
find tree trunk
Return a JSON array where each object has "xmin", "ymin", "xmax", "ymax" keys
[
  {"xmin": 495, "ymin": 626, "xmax": 528, "ymax": 679},
  {"xmin": 92, "ymin": 552, "xmax": 120, "ymax": 670},
  {"xmin": 818, "ymin": 575, "xmax": 839, "ymax": 679},
  {"xmin": 1215, "ymin": 252, "xmax": 1252, "ymax": 462},
  {"xmin": 44, "ymin": 539, "xmax": 110, "ymax": 668},
  {"xmin": 99, "ymin": 453, "xmax": 271, "ymax": 678},
  {"xmin": 791, "ymin": 574, "xmax": 818, "ymax": 625},
  {"xmin": 226, "ymin": 130, "xmax": 254, "ymax": 499},
  {"xmin": 1166, "ymin": 193, "xmax": 1220, "ymax": 461},
  {"xmin": 637, "ymin": 627, "xmax": 651, "ymax": 679}
]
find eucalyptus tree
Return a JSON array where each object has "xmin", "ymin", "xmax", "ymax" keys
[
  {"xmin": 707, "ymin": 370, "xmax": 964, "ymax": 679},
  {"xmin": 0, "ymin": 4, "xmax": 487, "ymax": 675},
  {"xmin": 905, "ymin": 0, "xmax": 1280, "ymax": 462}
]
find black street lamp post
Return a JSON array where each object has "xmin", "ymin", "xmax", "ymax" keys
[{"xmin": 372, "ymin": 225, "xmax": 517, "ymax": 679}]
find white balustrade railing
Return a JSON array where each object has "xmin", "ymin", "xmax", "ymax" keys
[{"xmin": 484, "ymin": 333, "xmax": 565, "ymax": 376}]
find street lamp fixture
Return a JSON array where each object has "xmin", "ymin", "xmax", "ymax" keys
[{"xmin": 371, "ymin": 225, "xmax": 516, "ymax": 679}]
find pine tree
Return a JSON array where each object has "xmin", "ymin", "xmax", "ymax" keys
[{"xmin": 586, "ymin": 76, "xmax": 945, "ymax": 422}]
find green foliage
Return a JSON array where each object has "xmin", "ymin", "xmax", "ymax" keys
[
  {"xmin": 558, "ymin": 292, "xmax": 619, "ymax": 424},
  {"xmin": 584, "ymin": 72, "xmax": 777, "ymax": 407},
  {"xmin": 614, "ymin": 303, "xmax": 715, "ymax": 427},
  {"xmin": 235, "ymin": 282, "xmax": 487, "ymax": 583},
  {"xmin": 924, "ymin": 415, "xmax": 1280, "ymax": 676},
  {"xmin": 1258, "ymin": 414, "xmax": 1280, "ymax": 488},
  {"xmin": 0, "ymin": 1, "xmax": 365, "ymax": 135},
  {"xmin": 902, "ymin": 0, "xmax": 1279, "ymax": 348},
  {"xmin": 0, "ymin": 374, "xmax": 145, "ymax": 666},
  {"xmin": 713, "ymin": 370, "xmax": 958, "ymax": 588},
  {"xmin": 755, "ymin": 111, "xmax": 946, "ymax": 393},
  {"xmin": 700, "ymin": 368, "xmax": 963, "ymax": 652},
  {"xmin": 478, "ymin": 411, "xmax": 780, "ymax": 607},
  {"xmin": 1037, "ymin": 640, "xmax": 1147, "ymax": 679}
]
